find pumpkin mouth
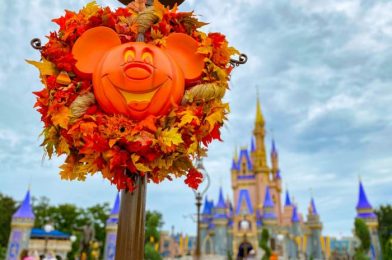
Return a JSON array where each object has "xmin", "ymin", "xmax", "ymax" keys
[
  {"xmin": 105, "ymin": 74, "xmax": 170, "ymax": 111},
  {"xmin": 119, "ymin": 88, "xmax": 159, "ymax": 103}
]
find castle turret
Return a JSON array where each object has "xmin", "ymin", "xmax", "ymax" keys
[
  {"xmin": 200, "ymin": 196, "xmax": 214, "ymax": 254},
  {"xmin": 213, "ymin": 188, "xmax": 229, "ymax": 255},
  {"xmin": 250, "ymin": 98, "xmax": 271, "ymax": 220},
  {"xmin": 356, "ymin": 180, "xmax": 382, "ymax": 259},
  {"xmin": 262, "ymin": 186, "xmax": 277, "ymax": 226},
  {"xmin": 268, "ymin": 139, "xmax": 283, "ymax": 224},
  {"xmin": 271, "ymin": 139, "xmax": 279, "ymax": 174},
  {"xmin": 6, "ymin": 189, "xmax": 35, "ymax": 260},
  {"xmin": 282, "ymin": 190, "xmax": 294, "ymax": 227},
  {"xmin": 306, "ymin": 197, "xmax": 323, "ymax": 259},
  {"xmin": 104, "ymin": 193, "xmax": 120, "ymax": 260}
]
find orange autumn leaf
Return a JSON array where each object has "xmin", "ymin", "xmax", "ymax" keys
[
  {"xmin": 80, "ymin": 121, "xmax": 97, "ymax": 136},
  {"xmin": 51, "ymin": 106, "xmax": 71, "ymax": 129}
]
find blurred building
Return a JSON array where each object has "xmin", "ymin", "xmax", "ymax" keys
[
  {"xmin": 159, "ymin": 231, "xmax": 195, "ymax": 258},
  {"xmin": 6, "ymin": 189, "xmax": 72, "ymax": 260},
  {"xmin": 103, "ymin": 193, "xmax": 120, "ymax": 260},
  {"xmin": 200, "ymin": 99, "xmax": 329, "ymax": 259}
]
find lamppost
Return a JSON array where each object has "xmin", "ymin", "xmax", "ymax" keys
[
  {"xmin": 43, "ymin": 222, "xmax": 54, "ymax": 257},
  {"xmin": 192, "ymin": 158, "xmax": 210, "ymax": 259}
]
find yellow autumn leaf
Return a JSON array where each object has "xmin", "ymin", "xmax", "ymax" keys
[
  {"xmin": 178, "ymin": 111, "xmax": 199, "ymax": 128},
  {"xmin": 160, "ymin": 128, "xmax": 183, "ymax": 147},
  {"xmin": 131, "ymin": 154, "xmax": 151, "ymax": 172},
  {"xmin": 81, "ymin": 1, "xmax": 99, "ymax": 18},
  {"xmin": 26, "ymin": 58, "xmax": 57, "ymax": 76},
  {"xmin": 206, "ymin": 111, "xmax": 224, "ymax": 131},
  {"xmin": 153, "ymin": 0, "xmax": 165, "ymax": 20},
  {"xmin": 52, "ymin": 106, "xmax": 70, "ymax": 129},
  {"xmin": 56, "ymin": 136, "xmax": 70, "ymax": 155},
  {"xmin": 59, "ymin": 156, "xmax": 86, "ymax": 181},
  {"xmin": 188, "ymin": 141, "xmax": 198, "ymax": 154}
]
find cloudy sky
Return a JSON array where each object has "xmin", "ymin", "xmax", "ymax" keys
[{"xmin": 0, "ymin": 0, "xmax": 391, "ymax": 237}]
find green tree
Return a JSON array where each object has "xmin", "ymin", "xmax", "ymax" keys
[
  {"xmin": 32, "ymin": 197, "xmax": 110, "ymax": 260},
  {"xmin": 259, "ymin": 228, "xmax": 271, "ymax": 260},
  {"xmin": 0, "ymin": 193, "xmax": 17, "ymax": 249},
  {"xmin": 144, "ymin": 211, "xmax": 163, "ymax": 260},
  {"xmin": 354, "ymin": 218, "xmax": 371, "ymax": 260},
  {"xmin": 384, "ymin": 238, "xmax": 392, "ymax": 259},
  {"xmin": 375, "ymin": 205, "xmax": 392, "ymax": 256}
]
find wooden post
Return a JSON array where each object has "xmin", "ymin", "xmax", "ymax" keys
[
  {"xmin": 115, "ymin": 175, "xmax": 147, "ymax": 260},
  {"xmin": 195, "ymin": 193, "xmax": 202, "ymax": 260}
]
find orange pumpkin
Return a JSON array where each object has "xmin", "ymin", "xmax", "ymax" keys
[{"xmin": 72, "ymin": 26, "xmax": 204, "ymax": 120}]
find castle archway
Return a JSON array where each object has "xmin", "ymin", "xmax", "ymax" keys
[
  {"xmin": 202, "ymin": 236, "xmax": 214, "ymax": 255},
  {"xmin": 237, "ymin": 241, "xmax": 253, "ymax": 259}
]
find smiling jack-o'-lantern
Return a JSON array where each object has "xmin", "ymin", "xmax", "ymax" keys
[{"xmin": 72, "ymin": 26, "xmax": 204, "ymax": 120}]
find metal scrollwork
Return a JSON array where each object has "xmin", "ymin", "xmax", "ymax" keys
[
  {"xmin": 31, "ymin": 38, "xmax": 43, "ymax": 50},
  {"xmin": 230, "ymin": 53, "xmax": 248, "ymax": 67}
]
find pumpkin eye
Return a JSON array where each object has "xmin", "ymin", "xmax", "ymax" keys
[
  {"xmin": 124, "ymin": 49, "xmax": 135, "ymax": 62},
  {"xmin": 142, "ymin": 51, "xmax": 153, "ymax": 64}
]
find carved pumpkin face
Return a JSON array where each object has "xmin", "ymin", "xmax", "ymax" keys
[{"xmin": 72, "ymin": 26, "xmax": 204, "ymax": 120}]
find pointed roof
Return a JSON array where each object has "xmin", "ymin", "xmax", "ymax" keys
[
  {"xmin": 263, "ymin": 187, "xmax": 277, "ymax": 220},
  {"xmin": 250, "ymin": 138, "xmax": 256, "ymax": 152},
  {"xmin": 231, "ymin": 159, "xmax": 239, "ymax": 171},
  {"xmin": 356, "ymin": 180, "xmax": 373, "ymax": 210},
  {"xmin": 202, "ymin": 196, "xmax": 210, "ymax": 214},
  {"xmin": 276, "ymin": 170, "xmax": 282, "ymax": 180},
  {"xmin": 263, "ymin": 186, "xmax": 275, "ymax": 208},
  {"xmin": 215, "ymin": 187, "xmax": 226, "ymax": 209},
  {"xmin": 110, "ymin": 193, "xmax": 120, "ymax": 215},
  {"xmin": 235, "ymin": 189, "xmax": 254, "ymax": 215},
  {"xmin": 292, "ymin": 205, "xmax": 300, "ymax": 223},
  {"xmin": 255, "ymin": 97, "xmax": 265, "ymax": 126},
  {"xmin": 310, "ymin": 198, "xmax": 318, "ymax": 215},
  {"xmin": 271, "ymin": 139, "xmax": 277, "ymax": 155},
  {"xmin": 13, "ymin": 190, "xmax": 35, "ymax": 219},
  {"xmin": 107, "ymin": 193, "xmax": 121, "ymax": 224},
  {"xmin": 284, "ymin": 190, "xmax": 292, "ymax": 206},
  {"xmin": 238, "ymin": 147, "xmax": 253, "ymax": 170}
]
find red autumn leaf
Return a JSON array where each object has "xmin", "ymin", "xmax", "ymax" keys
[
  {"xmin": 202, "ymin": 123, "xmax": 222, "ymax": 146},
  {"xmin": 184, "ymin": 167, "xmax": 203, "ymax": 190}
]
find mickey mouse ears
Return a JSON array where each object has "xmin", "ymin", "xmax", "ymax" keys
[{"xmin": 118, "ymin": 0, "xmax": 185, "ymax": 8}]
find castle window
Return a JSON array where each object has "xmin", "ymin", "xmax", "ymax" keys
[{"xmin": 242, "ymin": 162, "xmax": 246, "ymax": 174}]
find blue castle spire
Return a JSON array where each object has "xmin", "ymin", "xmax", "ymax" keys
[
  {"xmin": 356, "ymin": 180, "xmax": 377, "ymax": 219},
  {"xmin": 231, "ymin": 159, "xmax": 239, "ymax": 171},
  {"xmin": 263, "ymin": 186, "xmax": 274, "ymax": 208},
  {"xmin": 263, "ymin": 186, "xmax": 276, "ymax": 219},
  {"xmin": 356, "ymin": 180, "xmax": 373, "ymax": 210},
  {"xmin": 13, "ymin": 189, "xmax": 35, "ymax": 219},
  {"xmin": 214, "ymin": 188, "xmax": 228, "ymax": 219},
  {"xmin": 271, "ymin": 139, "xmax": 277, "ymax": 155},
  {"xmin": 251, "ymin": 137, "xmax": 256, "ymax": 152},
  {"xmin": 216, "ymin": 187, "xmax": 226, "ymax": 209},
  {"xmin": 202, "ymin": 196, "xmax": 210, "ymax": 215},
  {"xmin": 310, "ymin": 198, "xmax": 318, "ymax": 215},
  {"xmin": 276, "ymin": 170, "xmax": 282, "ymax": 180},
  {"xmin": 292, "ymin": 205, "xmax": 300, "ymax": 223},
  {"xmin": 284, "ymin": 190, "xmax": 292, "ymax": 207},
  {"xmin": 107, "ymin": 193, "xmax": 120, "ymax": 224},
  {"xmin": 111, "ymin": 193, "xmax": 120, "ymax": 215}
]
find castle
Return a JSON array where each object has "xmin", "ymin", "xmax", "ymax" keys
[
  {"xmin": 199, "ymin": 99, "xmax": 383, "ymax": 259},
  {"xmin": 199, "ymin": 99, "xmax": 326, "ymax": 258}
]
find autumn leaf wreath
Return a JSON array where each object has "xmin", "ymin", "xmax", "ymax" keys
[{"xmin": 30, "ymin": 1, "xmax": 239, "ymax": 191}]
